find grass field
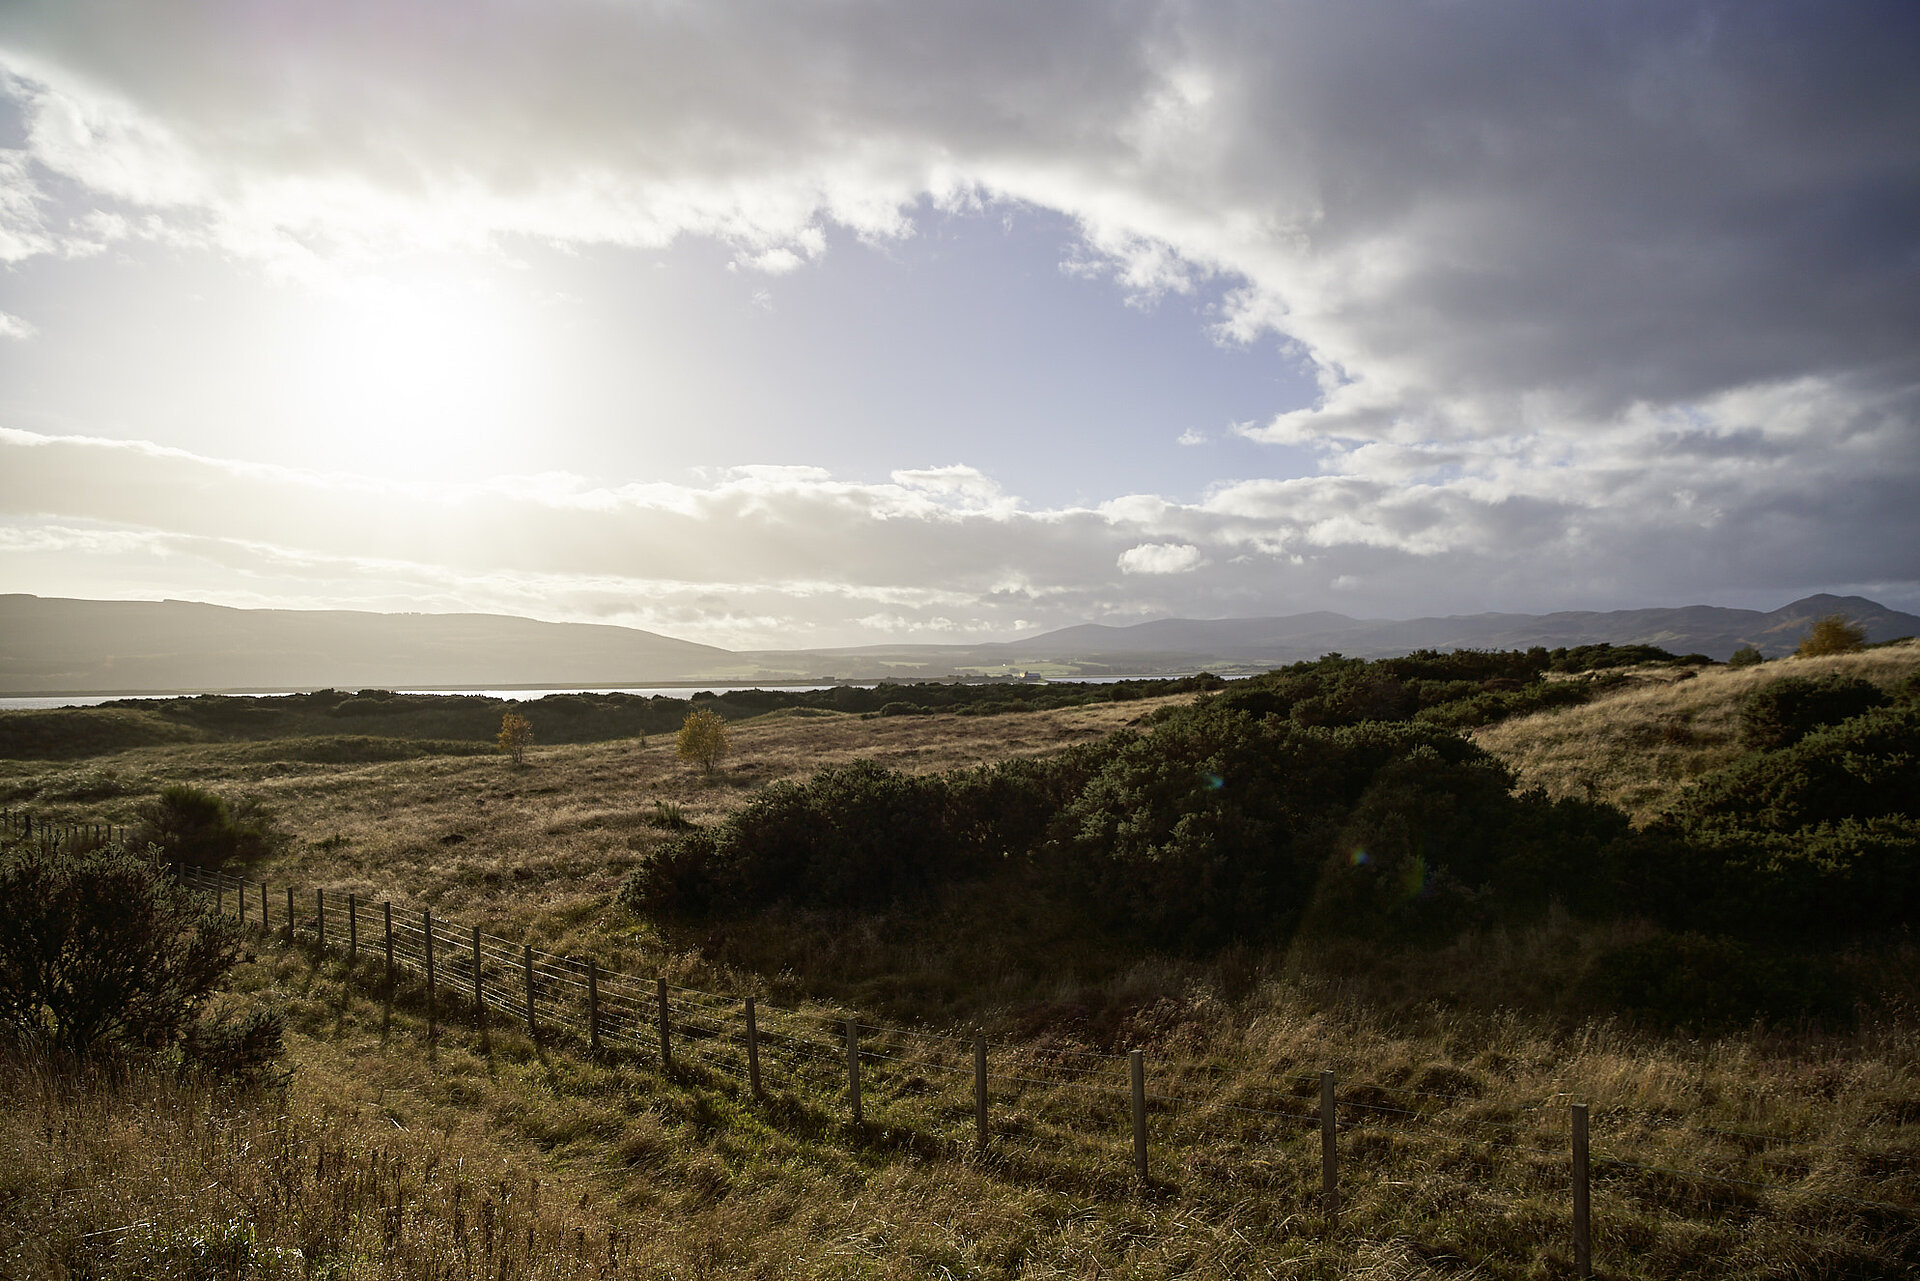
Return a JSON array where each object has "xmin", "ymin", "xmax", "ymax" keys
[{"xmin": 5, "ymin": 665, "xmax": 1920, "ymax": 1278}]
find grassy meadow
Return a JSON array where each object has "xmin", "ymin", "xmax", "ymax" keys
[{"xmin": 5, "ymin": 652, "xmax": 1920, "ymax": 1278}]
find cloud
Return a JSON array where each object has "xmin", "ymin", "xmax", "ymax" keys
[
  {"xmin": 0, "ymin": 309, "xmax": 34, "ymax": 339},
  {"xmin": 1117, "ymin": 542, "xmax": 1203, "ymax": 575},
  {"xmin": 0, "ymin": 3, "xmax": 1915, "ymax": 626},
  {"xmin": 5, "ymin": 423, "xmax": 1918, "ymax": 643}
]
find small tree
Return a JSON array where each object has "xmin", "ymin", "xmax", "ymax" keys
[
  {"xmin": 676, "ymin": 707, "xmax": 730, "ymax": 777},
  {"xmin": 496, "ymin": 710, "xmax": 534, "ymax": 765},
  {"xmin": 0, "ymin": 844, "xmax": 241, "ymax": 1056},
  {"xmin": 1727, "ymin": 645, "xmax": 1764, "ymax": 669},
  {"xmin": 1796, "ymin": 613, "xmax": 1866, "ymax": 657}
]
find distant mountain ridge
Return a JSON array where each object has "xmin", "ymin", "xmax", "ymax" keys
[
  {"xmin": 1, "ymin": 592, "xmax": 1914, "ymax": 694},
  {"xmin": 997, "ymin": 594, "xmax": 1920, "ymax": 666}
]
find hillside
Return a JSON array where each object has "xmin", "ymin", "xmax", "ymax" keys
[
  {"xmin": 0, "ymin": 595, "xmax": 739, "ymax": 693},
  {"xmin": 5, "ymin": 683, "xmax": 1919, "ymax": 1279},
  {"xmin": 7, "ymin": 592, "xmax": 1917, "ymax": 694},
  {"xmin": 1472, "ymin": 641, "xmax": 1920, "ymax": 821}
]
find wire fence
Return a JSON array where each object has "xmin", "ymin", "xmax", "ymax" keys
[{"xmin": 12, "ymin": 815, "xmax": 1915, "ymax": 1279}]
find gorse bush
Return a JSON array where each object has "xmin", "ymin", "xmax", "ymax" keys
[
  {"xmin": 0, "ymin": 843, "xmax": 242, "ymax": 1056},
  {"xmin": 624, "ymin": 750, "xmax": 1110, "ymax": 916},
  {"xmin": 1738, "ymin": 674, "xmax": 1887, "ymax": 750},
  {"xmin": 1050, "ymin": 708, "xmax": 1629, "ymax": 947},
  {"xmin": 625, "ymin": 698, "xmax": 1632, "ymax": 949},
  {"xmin": 1645, "ymin": 702, "xmax": 1920, "ymax": 934},
  {"xmin": 133, "ymin": 783, "xmax": 285, "ymax": 871}
]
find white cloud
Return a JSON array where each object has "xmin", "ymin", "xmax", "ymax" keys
[
  {"xmin": 0, "ymin": 309, "xmax": 35, "ymax": 339},
  {"xmin": 4, "ymin": 420, "xmax": 1918, "ymax": 639},
  {"xmin": 0, "ymin": 2, "xmax": 1914, "ymax": 626},
  {"xmin": 1117, "ymin": 542, "xmax": 1203, "ymax": 575}
]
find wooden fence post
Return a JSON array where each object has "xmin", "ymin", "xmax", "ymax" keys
[
  {"xmin": 383, "ymin": 901, "xmax": 394, "ymax": 996},
  {"xmin": 656, "ymin": 978, "xmax": 672, "ymax": 1070},
  {"xmin": 846, "ymin": 1020, "xmax": 863, "ymax": 1126},
  {"xmin": 1130, "ymin": 1050, "xmax": 1149, "ymax": 1186},
  {"xmin": 423, "ymin": 908, "xmax": 436, "ymax": 1038},
  {"xmin": 471, "ymin": 926, "xmax": 485, "ymax": 1023},
  {"xmin": 744, "ymin": 998, "xmax": 761, "ymax": 1098},
  {"xmin": 1573, "ymin": 1102, "xmax": 1591, "ymax": 1278},
  {"xmin": 523, "ymin": 945, "xmax": 538, "ymax": 1040},
  {"xmin": 236, "ymin": 881, "xmax": 245, "ymax": 925},
  {"xmin": 1321, "ymin": 1071, "xmax": 1339, "ymax": 1225},
  {"xmin": 348, "ymin": 894, "xmax": 357, "ymax": 965},
  {"xmin": 975, "ymin": 1038, "xmax": 990, "ymax": 1151},
  {"xmin": 587, "ymin": 958, "xmax": 601, "ymax": 1055},
  {"xmin": 316, "ymin": 888, "xmax": 326, "ymax": 953}
]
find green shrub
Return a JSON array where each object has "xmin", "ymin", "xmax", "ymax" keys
[
  {"xmin": 623, "ymin": 747, "xmax": 1114, "ymax": 918},
  {"xmin": 1738, "ymin": 674, "xmax": 1889, "ymax": 750},
  {"xmin": 1727, "ymin": 645, "xmax": 1764, "ymax": 668},
  {"xmin": 134, "ymin": 784, "xmax": 286, "ymax": 871},
  {"xmin": 1546, "ymin": 643, "xmax": 1678, "ymax": 672},
  {"xmin": 1044, "ymin": 706, "xmax": 1625, "ymax": 947},
  {"xmin": 0, "ymin": 844, "xmax": 242, "ymax": 1056},
  {"xmin": 1647, "ymin": 704, "xmax": 1920, "ymax": 934},
  {"xmin": 626, "ymin": 695, "xmax": 1640, "ymax": 948}
]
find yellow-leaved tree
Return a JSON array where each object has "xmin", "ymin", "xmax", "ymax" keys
[
  {"xmin": 496, "ymin": 710, "xmax": 534, "ymax": 765},
  {"xmin": 1795, "ymin": 613, "xmax": 1866, "ymax": 657},
  {"xmin": 676, "ymin": 707, "xmax": 729, "ymax": 776}
]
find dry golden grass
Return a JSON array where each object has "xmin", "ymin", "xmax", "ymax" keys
[
  {"xmin": 8, "ymin": 690, "xmax": 1920, "ymax": 1275},
  {"xmin": 1472, "ymin": 643, "xmax": 1920, "ymax": 822}
]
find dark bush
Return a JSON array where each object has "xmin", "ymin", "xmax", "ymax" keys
[
  {"xmin": 134, "ymin": 784, "xmax": 287, "ymax": 871},
  {"xmin": 1043, "ymin": 707, "xmax": 1624, "ymax": 948},
  {"xmin": 1547, "ymin": 643, "xmax": 1678, "ymax": 672},
  {"xmin": 1043, "ymin": 707, "xmax": 1333, "ymax": 947},
  {"xmin": 0, "ymin": 843, "xmax": 241, "ymax": 1055},
  {"xmin": 1740, "ymin": 674, "xmax": 1888, "ymax": 750},
  {"xmin": 1579, "ymin": 933, "xmax": 1852, "ymax": 1032},
  {"xmin": 627, "ymin": 692, "xmax": 1641, "ymax": 948},
  {"xmin": 1646, "ymin": 704, "xmax": 1920, "ymax": 934},
  {"xmin": 623, "ymin": 743, "xmax": 1117, "ymax": 918}
]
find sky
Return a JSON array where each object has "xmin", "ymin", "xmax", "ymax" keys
[{"xmin": 0, "ymin": 0, "xmax": 1916, "ymax": 650}]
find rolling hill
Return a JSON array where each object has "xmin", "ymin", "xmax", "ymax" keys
[{"xmin": 3, "ymin": 592, "xmax": 1914, "ymax": 694}]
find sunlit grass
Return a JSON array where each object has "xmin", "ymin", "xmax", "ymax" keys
[
  {"xmin": 7, "ymin": 679, "xmax": 1920, "ymax": 1275},
  {"xmin": 1473, "ymin": 643, "xmax": 1920, "ymax": 822}
]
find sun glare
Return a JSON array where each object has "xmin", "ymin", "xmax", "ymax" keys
[{"xmin": 300, "ymin": 276, "xmax": 528, "ymax": 477}]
